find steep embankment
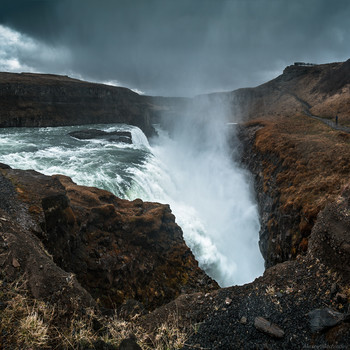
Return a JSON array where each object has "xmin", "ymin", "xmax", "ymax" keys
[
  {"xmin": 0, "ymin": 165, "xmax": 217, "ymax": 312},
  {"xmin": 0, "ymin": 72, "xmax": 157, "ymax": 136},
  {"xmin": 232, "ymin": 60, "xmax": 350, "ymax": 268}
]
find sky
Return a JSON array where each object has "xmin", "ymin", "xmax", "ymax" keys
[{"xmin": 0, "ymin": 0, "xmax": 350, "ymax": 97}]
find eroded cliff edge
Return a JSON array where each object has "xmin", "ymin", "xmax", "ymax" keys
[
  {"xmin": 0, "ymin": 164, "xmax": 217, "ymax": 313},
  {"xmin": 154, "ymin": 187, "xmax": 350, "ymax": 349}
]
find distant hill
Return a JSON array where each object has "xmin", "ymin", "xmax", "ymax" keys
[
  {"xmin": 230, "ymin": 59, "xmax": 350, "ymax": 125},
  {"xmin": 0, "ymin": 72, "xmax": 157, "ymax": 136}
]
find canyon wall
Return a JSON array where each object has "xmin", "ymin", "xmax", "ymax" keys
[{"xmin": 234, "ymin": 60, "xmax": 350, "ymax": 267}]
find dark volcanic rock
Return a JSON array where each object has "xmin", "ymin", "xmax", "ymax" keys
[
  {"xmin": 254, "ymin": 317, "xmax": 285, "ymax": 338},
  {"xmin": 308, "ymin": 308, "xmax": 345, "ymax": 333},
  {"xmin": 0, "ymin": 163, "xmax": 11, "ymax": 169},
  {"xmin": 0, "ymin": 166, "xmax": 218, "ymax": 311},
  {"xmin": 237, "ymin": 123, "xmax": 298, "ymax": 268},
  {"xmin": 69, "ymin": 129, "xmax": 132, "ymax": 144},
  {"xmin": 308, "ymin": 185, "xmax": 350, "ymax": 281}
]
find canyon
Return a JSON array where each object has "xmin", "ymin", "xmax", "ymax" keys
[{"xmin": 1, "ymin": 61, "xmax": 350, "ymax": 348}]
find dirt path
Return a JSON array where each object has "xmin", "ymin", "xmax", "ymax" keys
[
  {"xmin": 307, "ymin": 113, "xmax": 350, "ymax": 133},
  {"xmin": 289, "ymin": 92, "xmax": 350, "ymax": 133}
]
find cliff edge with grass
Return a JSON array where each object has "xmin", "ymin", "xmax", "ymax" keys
[
  {"xmin": 232, "ymin": 59, "xmax": 350, "ymax": 268},
  {"xmin": 0, "ymin": 164, "xmax": 217, "ymax": 349}
]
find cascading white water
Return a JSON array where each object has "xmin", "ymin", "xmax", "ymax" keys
[
  {"xmin": 130, "ymin": 97, "xmax": 264, "ymax": 286},
  {"xmin": 0, "ymin": 111, "xmax": 264, "ymax": 286}
]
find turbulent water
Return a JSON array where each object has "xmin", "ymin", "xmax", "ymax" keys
[{"xmin": 0, "ymin": 119, "xmax": 264, "ymax": 286}]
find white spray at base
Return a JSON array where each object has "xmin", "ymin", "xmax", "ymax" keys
[{"xmin": 128, "ymin": 98, "xmax": 264, "ymax": 286}]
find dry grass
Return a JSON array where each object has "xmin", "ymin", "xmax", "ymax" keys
[
  {"xmin": 0, "ymin": 276, "xmax": 190, "ymax": 349},
  {"xmin": 106, "ymin": 314, "xmax": 187, "ymax": 350},
  {"xmin": 265, "ymin": 285, "xmax": 275, "ymax": 296}
]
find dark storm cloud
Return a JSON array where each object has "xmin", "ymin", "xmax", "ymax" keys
[{"xmin": 1, "ymin": 0, "xmax": 350, "ymax": 96}]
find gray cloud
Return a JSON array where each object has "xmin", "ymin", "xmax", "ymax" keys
[{"xmin": 1, "ymin": 0, "xmax": 350, "ymax": 96}]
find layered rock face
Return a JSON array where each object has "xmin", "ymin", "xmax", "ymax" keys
[
  {"xmin": 0, "ymin": 72, "xmax": 156, "ymax": 137},
  {"xmin": 0, "ymin": 165, "xmax": 217, "ymax": 311}
]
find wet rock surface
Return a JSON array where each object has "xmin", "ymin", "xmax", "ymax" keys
[{"xmin": 237, "ymin": 123, "xmax": 301, "ymax": 268}]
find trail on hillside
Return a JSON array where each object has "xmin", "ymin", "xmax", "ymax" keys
[{"xmin": 289, "ymin": 92, "xmax": 350, "ymax": 133}]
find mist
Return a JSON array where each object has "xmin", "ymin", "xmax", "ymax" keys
[
  {"xmin": 128, "ymin": 95, "xmax": 264, "ymax": 286},
  {"xmin": 159, "ymin": 97, "xmax": 263, "ymax": 285}
]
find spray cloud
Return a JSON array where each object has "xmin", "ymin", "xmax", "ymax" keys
[{"xmin": 145, "ymin": 94, "xmax": 264, "ymax": 286}]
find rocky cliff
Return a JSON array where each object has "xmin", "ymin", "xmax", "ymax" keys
[
  {"xmin": 0, "ymin": 72, "xmax": 158, "ymax": 136},
  {"xmin": 232, "ymin": 60, "xmax": 350, "ymax": 269},
  {"xmin": 151, "ymin": 59, "xmax": 350, "ymax": 270},
  {"xmin": 0, "ymin": 165, "xmax": 217, "ymax": 312},
  {"xmin": 147, "ymin": 186, "xmax": 350, "ymax": 349}
]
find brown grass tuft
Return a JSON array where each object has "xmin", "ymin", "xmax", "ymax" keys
[
  {"xmin": 0, "ymin": 275, "xmax": 190, "ymax": 349},
  {"xmin": 251, "ymin": 113, "xmax": 350, "ymax": 254}
]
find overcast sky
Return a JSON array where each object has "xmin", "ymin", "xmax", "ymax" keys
[{"xmin": 1, "ymin": 0, "xmax": 349, "ymax": 96}]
